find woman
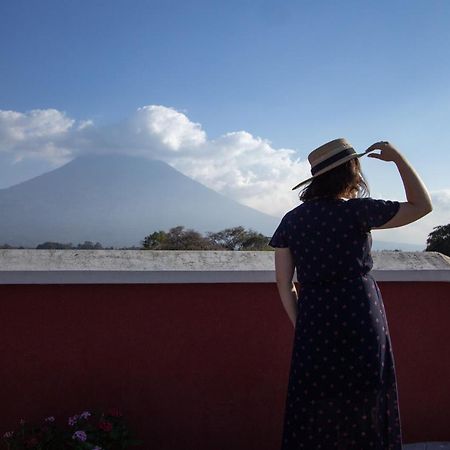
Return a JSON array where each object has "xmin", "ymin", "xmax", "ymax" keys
[{"xmin": 269, "ymin": 139, "xmax": 433, "ymax": 449}]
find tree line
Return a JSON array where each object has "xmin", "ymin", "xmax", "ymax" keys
[
  {"xmin": 0, "ymin": 225, "xmax": 273, "ymax": 251},
  {"xmin": 0, "ymin": 224, "xmax": 448, "ymax": 256}
]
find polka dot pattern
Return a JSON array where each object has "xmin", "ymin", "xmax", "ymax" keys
[{"xmin": 269, "ymin": 198, "xmax": 402, "ymax": 449}]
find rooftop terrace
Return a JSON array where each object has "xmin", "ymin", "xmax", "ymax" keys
[{"xmin": 1, "ymin": 249, "xmax": 449, "ymax": 449}]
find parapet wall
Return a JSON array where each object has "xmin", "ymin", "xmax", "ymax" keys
[
  {"xmin": 1, "ymin": 249, "xmax": 449, "ymax": 283},
  {"xmin": 0, "ymin": 250, "xmax": 449, "ymax": 449}
]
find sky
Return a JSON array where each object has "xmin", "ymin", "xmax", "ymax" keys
[{"xmin": 1, "ymin": 0, "xmax": 449, "ymax": 247}]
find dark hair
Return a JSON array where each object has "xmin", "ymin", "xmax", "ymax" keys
[{"xmin": 298, "ymin": 157, "xmax": 370, "ymax": 202}]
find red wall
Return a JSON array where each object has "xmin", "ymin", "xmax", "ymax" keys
[{"xmin": 1, "ymin": 282, "xmax": 449, "ymax": 449}]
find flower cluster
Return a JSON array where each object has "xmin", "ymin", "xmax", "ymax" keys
[{"xmin": 2, "ymin": 408, "xmax": 143, "ymax": 449}]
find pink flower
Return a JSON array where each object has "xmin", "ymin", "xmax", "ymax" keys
[
  {"xmin": 68, "ymin": 414, "xmax": 80, "ymax": 426},
  {"xmin": 98, "ymin": 421, "xmax": 113, "ymax": 432},
  {"xmin": 72, "ymin": 430, "xmax": 87, "ymax": 441}
]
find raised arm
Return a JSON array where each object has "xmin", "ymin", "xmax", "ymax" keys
[{"xmin": 365, "ymin": 141, "xmax": 433, "ymax": 229}]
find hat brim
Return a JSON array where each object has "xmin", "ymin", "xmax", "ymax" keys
[{"xmin": 291, "ymin": 148, "xmax": 373, "ymax": 191}]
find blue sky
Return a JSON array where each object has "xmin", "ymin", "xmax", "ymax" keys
[{"xmin": 1, "ymin": 0, "xmax": 449, "ymax": 246}]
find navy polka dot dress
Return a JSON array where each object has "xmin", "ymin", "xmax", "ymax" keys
[{"xmin": 269, "ymin": 197, "xmax": 403, "ymax": 450}]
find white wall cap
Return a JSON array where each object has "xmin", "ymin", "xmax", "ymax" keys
[{"xmin": 0, "ymin": 249, "xmax": 449, "ymax": 284}]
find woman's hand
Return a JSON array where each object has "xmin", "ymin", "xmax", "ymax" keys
[
  {"xmin": 365, "ymin": 141, "xmax": 403, "ymax": 163},
  {"xmin": 366, "ymin": 140, "xmax": 433, "ymax": 225}
]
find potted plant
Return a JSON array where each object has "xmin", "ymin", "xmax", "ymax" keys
[{"xmin": 2, "ymin": 408, "xmax": 144, "ymax": 449}]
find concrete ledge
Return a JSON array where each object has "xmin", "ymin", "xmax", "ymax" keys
[{"xmin": 0, "ymin": 249, "xmax": 449, "ymax": 284}]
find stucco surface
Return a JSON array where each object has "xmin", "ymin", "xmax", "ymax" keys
[{"xmin": 0, "ymin": 250, "xmax": 449, "ymax": 283}]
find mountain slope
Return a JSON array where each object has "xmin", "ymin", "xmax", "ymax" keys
[
  {"xmin": 0, "ymin": 154, "xmax": 281, "ymax": 247},
  {"xmin": 0, "ymin": 153, "xmax": 423, "ymax": 250}
]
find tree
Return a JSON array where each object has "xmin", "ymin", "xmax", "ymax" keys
[
  {"xmin": 425, "ymin": 224, "xmax": 450, "ymax": 257},
  {"xmin": 76, "ymin": 241, "xmax": 104, "ymax": 249},
  {"xmin": 206, "ymin": 226, "xmax": 247, "ymax": 250},
  {"xmin": 35, "ymin": 241, "xmax": 105, "ymax": 249},
  {"xmin": 36, "ymin": 241, "xmax": 73, "ymax": 249},
  {"xmin": 241, "ymin": 230, "xmax": 274, "ymax": 250},
  {"xmin": 141, "ymin": 226, "xmax": 219, "ymax": 250},
  {"xmin": 141, "ymin": 231, "xmax": 169, "ymax": 249},
  {"xmin": 206, "ymin": 226, "xmax": 272, "ymax": 251}
]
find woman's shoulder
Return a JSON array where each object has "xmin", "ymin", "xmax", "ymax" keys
[
  {"xmin": 286, "ymin": 196, "xmax": 380, "ymax": 214},
  {"xmin": 346, "ymin": 196, "xmax": 398, "ymax": 206},
  {"xmin": 340, "ymin": 197, "xmax": 377, "ymax": 211}
]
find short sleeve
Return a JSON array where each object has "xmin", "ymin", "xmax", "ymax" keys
[
  {"xmin": 355, "ymin": 197, "xmax": 400, "ymax": 231},
  {"xmin": 268, "ymin": 215, "xmax": 290, "ymax": 248}
]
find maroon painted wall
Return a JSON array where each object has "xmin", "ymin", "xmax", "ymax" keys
[{"xmin": 1, "ymin": 282, "xmax": 449, "ymax": 449}]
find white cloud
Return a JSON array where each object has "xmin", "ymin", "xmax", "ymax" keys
[
  {"xmin": 0, "ymin": 109, "xmax": 75, "ymax": 164},
  {"xmin": 133, "ymin": 105, "xmax": 206, "ymax": 150},
  {"xmin": 168, "ymin": 130, "xmax": 308, "ymax": 215},
  {"xmin": 0, "ymin": 105, "xmax": 310, "ymax": 216},
  {"xmin": 0, "ymin": 105, "xmax": 448, "ymax": 248},
  {"xmin": 0, "ymin": 109, "xmax": 74, "ymax": 142}
]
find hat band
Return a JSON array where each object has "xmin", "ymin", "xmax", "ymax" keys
[{"xmin": 311, "ymin": 147, "xmax": 356, "ymax": 176}]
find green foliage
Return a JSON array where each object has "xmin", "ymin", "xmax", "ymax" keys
[
  {"xmin": 3, "ymin": 226, "xmax": 273, "ymax": 250},
  {"xmin": 141, "ymin": 226, "xmax": 218, "ymax": 250},
  {"xmin": 206, "ymin": 226, "xmax": 271, "ymax": 251},
  {"xmin": 76, "ymin": 241, "xmax": 104, "ymax": 250},
  {"xmin": 425, "ymin": 223, "xmax": 450, "ymax": 257},
  {"xmin": 142, "ymin": 225, "xmax": 272, "ymax": 250},
  {"xmin": 1, "ymin": 408, "xmax": 143, "ymax": 450},
  {"xmin": 36, "ymin": 241, "xmax": 74, "ymax": 249},
  {"xmin": 141, "ymin": 231, "xmax": 167, "ymax": 249},
  {"xmin": 35, "ymin": 241, "xmax": 105, "ymax": 249}
]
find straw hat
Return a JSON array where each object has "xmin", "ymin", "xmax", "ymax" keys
[{"xmin": 292, "ymin": 138, "xmax": 373, "ymax": 190}]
